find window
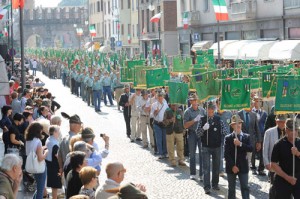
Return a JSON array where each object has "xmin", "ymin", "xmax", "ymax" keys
[
  {"xmin": 104, "ymin": 2, "xmax": 106, "ymax": 14},
  {"xmin": 152, "ymin": 11, "xmax": 155, "ymax": 32},
  {"xmin": 141, "ymin": 10, "xmax": 144, "ymax": 33},
  {"xmin": 128, "ymin": 24, "xmax": 131, "ymax": 36},
  {"xmin": 128, "ymin": 0, "xmax": 131, "ymax": 9},
  {"xmin": 136, "ymin": 0, "xmax": 138, "ymax": 9},
  {"xmin": 101, "ymin": 0, "xmax": 103, "ymax": 12},
  {"xmin": 121, "ymin": 0, "xmax": 124, "ymax": 9},
  {"xmin": 204, "ymin": 0, "xmax": 209, "ymax": 12},
  {"xmin": 132, "ymin": 0, "xmax": 134, "ymax": 11},
  {"xmin": 97, "ymin": 1, "xmax": 100, "ymax": 12},
  {"xmin": 104, "ymin": 23, "xmax": 107, "ymax": 38},
  {"xmin": 146, "ymin": 9, "xmax": 149, "ymax": 33},
  {"xmin": 137, "ymin": 24, "xmax": 139, "ymax": 37},
  {"xmin": 121, "ymin": 24, "xmax": 124, "ymax": 35},
  {"xmin": 132, "ymin": 25, "xmax": 135, "ymax": 37},
  {"xmin": 108, "ymin": 1, "xmax": 110, "ymax": 14},
  {"xmin": 109, "ymin": 23, "xmax": 111, "ymax": 38}
]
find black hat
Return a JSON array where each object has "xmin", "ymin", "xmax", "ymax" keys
[
  {"xmin": 207, "ymin": 101, "xmax": 216, "ymax": 109},
  {"xmin": 61, "ymin": 112, "xmax": 82, "ymax": 124}
]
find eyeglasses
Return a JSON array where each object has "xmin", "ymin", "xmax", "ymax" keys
[{"xmin": 94, "ymin": 176, "xmax": 99, "ymax": 179}]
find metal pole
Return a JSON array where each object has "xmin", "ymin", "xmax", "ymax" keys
[
  {"xmin": 20, "ymin": 7, "xmax": 25, "ymax": 89},
  {"xmin": 217, "ymin": 20, "xmax": 221, "ymax": 67},
  {"xmin": 11, "ymin": 0, "xmax": 14, "ymax": 74}
]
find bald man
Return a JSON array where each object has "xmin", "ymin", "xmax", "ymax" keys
[{"xmin": 95, "ymin": 162, "xmax": 126, "ymax": 199}]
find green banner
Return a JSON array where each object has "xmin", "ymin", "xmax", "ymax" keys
[
  {"xmin": 261, "ymin": 72, "xmax": 285, "ymax": 99},
  {"xmin": 168, "ymin": 81, "xmax": 189, "ymax": 105},
  {"xmin": 146, "ymin": 68, "xmax": 170, "ymax": 89},
  {"xmin": 221, "ymin": 78, "xmax": 251, "ymax": 110},
  {"xmin": 134, "ymin": 66, "xmax": 157, "ymax": 88},
  {"xmin": 275, "ymin": 76, "xmax": 300, "ymax": 113},
  {"xmin": 173, "ymin": 56, "xmax": 192, "ymax": 73}
]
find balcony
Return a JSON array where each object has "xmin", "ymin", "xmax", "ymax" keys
[
  {"xmin": 190, "ymin": 11, "xmax": 201, "ymax": 26},
  {"xmin": 230, "ymin": 0, "xmax": 257, "ymax": 21}
]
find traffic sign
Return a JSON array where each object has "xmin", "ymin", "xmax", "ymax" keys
[{"xmin": 116, "ymin": 41, "xmax": 122, "ymax": 47}]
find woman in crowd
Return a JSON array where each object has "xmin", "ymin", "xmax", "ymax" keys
[
  {"xmin": 45, "ymin": 125, "xmax": 62, "ymax": 199},
  {"xmin": 25, "ymin": 122, "xmax": 48, "ymax": 199},
  {"xmin": 66, "ymin": 151, "xmax": 87, "ymax": 199},
  {"xmin": 79, "ymin": 166, "xmax": 98, "ymax": 199},
  {"xmin": 6, "ymin": 113, "xmax": 25, "ymax": 155},
  {"xmin": 0, "ymin": 105, "xmax": 13, "ymax": 134}
]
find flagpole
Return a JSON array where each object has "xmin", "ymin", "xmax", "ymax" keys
[
  {"xmin": 217, "ymin": 20, "xmax": 221, "ymax": 68},
  {"xmin": 11, "ymin": 0, "xmax": 14, "ymax": 74},
  {"xmin": 20, "ymin": 5, "xmax": 25, "ymax": 89}
]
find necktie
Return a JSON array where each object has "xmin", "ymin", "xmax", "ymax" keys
[
  {"xmin": 281, "ymin": 130, "xmax": 284, "ymax": 138},
  {"xmin": 245, "ymin": 112, "xmax": 249, "ymax": 129}
]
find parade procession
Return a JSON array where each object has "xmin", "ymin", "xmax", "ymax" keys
[{"xmin": 1, "ymin": 0, "xmax": 300, "ymax": 199}]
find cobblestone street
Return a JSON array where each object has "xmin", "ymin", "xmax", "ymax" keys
[{"xmin": 2, "ymin": 72, "xmax": 270, "ymax": 199}]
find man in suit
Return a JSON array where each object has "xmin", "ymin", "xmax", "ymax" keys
[
  {"xmin": 263, "ymin": 114, "xmax": 287, "ymax": 199},
  {"xmin": 225, "ymin": 115, "xmax": 253, "ymax": 199},
  {"xmin": 238, "ymin": 108, "xmax": 262, "ymax": 174},
  {"xmin": 119, "ymin": 84, "xmax": 131, "ymax": 138},
  {"xmin": 252, "ymin": 96, "xmax": 268, "ymax": 176}
]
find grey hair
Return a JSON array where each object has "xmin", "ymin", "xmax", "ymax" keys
[
  {"xmin": 0, "ymin": 154, "xmax": 22, "ymax": 171},
  {"xmin": 73, "ymin": 141, "xmax": 87, "ymax": 152},
  {"xmin": 51, "ymin": 115, "xmax": 62, "ymax": 125}
]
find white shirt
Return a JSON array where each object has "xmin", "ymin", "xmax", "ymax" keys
[
  {"xmin": 137, "ymin": 98, "xmax": 150, "ymax": 116},
  {"xmin": 32, "ymin": 60, "xmax": 37, "ymax": 69},
  {"xmin": 146, "ymin": 96, "xmax": 157, "ymax": 118},
  {"xmin": 151, "ymin": 100, "xmax": 169, "ymax": 122},
  {"xmin": 129, "ymin": 93, "xmax": 142, "ymax": 116}
]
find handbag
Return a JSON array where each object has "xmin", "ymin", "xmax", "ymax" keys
[
  {"xmin": 25, "ymin": 149, "xmax": 46, "ymax": 174},
  {"xmin": 7, "ymin": 147, "xmax": 20, "ymax": 155}
]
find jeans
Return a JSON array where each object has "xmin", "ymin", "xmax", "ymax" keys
[
  {"xmin": 81, "ymin": 83, "xmax": 86, "ymax": 100},
  {"xmin": 227, "ymin": 173, "xmax": 249, "ymax": 199},
  {"xmin": 187, "ymin": 131, "xmax": 203, "ymax": 176},
  {"xmin": 33, "ymin": 166, "xmax": 47, "ymax": 199},
  {"xmin": 93, "ymin": 90, "xmax": 102, "ymax": 111},
  {"xmin": 32, "ymin": 68, "xmax": 37, "ymax": 76},
  {"xmin": 220, "ymin": 140, "xmax": 225, "ymax": 172},
  {"xmin": 153, "ymin": 124, "xmax": 167, "ymax": 156},
  {"xmin": 103, "ymin": 86, "xmax": 114, "ymax": 105},
  {"xmin": 62, "ymin": 73, "xmax": 67, "ymax": 86},
  {"xmin": 202, "ymin": 146, "xmax": 221, "ymax": 190}
]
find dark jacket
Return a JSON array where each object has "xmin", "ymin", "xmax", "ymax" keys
[
  {"xmin": 163, "ymin": 108, "xmax": 184, "ymax": 134},
  {"xmin": 199, "ymin": 115, "xmax": 223, "ymax": 148},
  {"xmin": 224, "ymin": 132, "xmax": 253, "ymax": 174},
  {"xmin": 119, "ymin": 93, "xmax": 131, "ymax": 115}
]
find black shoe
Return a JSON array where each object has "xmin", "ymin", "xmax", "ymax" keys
[
  {"xmin": 212, "ymin": 186, "xmax": 220, "ymax": 191},
  {"xmin": 204, "ymin": 189, "xmax": 211, "ymax": 194},
  {"xmin": 127, "ymin": 135, "xmax": 131, "ymax": 138},
  {"xmin": 252, "ymin": 170, "xmax": 258, "ymax": 175},
  {"xmin": 136, "ymin": 138, "xmax": 142, "ymax": 141},
  {"xmin": 258, "ymin": 171, "xmax": 266, "ymax": 176},
  {"xmin": 130, "ymin": 139, "xmax": 135, "ymax": 143}
]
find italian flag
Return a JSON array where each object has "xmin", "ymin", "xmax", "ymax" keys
[
  {"xmin": 128, "ymin": 34, "xmax": 131, "ymax": 44},
  {"xmin": 150, "ymin": 13, "xmax": 161, "ymax": 23},
  {"xmin": 182, "ymin": 12, "xmax": 189, "ymax": 30},
  {"xmin": 89, "ymin": 25, "xmax": 96, "ymax": 37},
  {"xmin": 0, "ymin": 5, "xmax": 10, "ymax": 20},
  {"xmin": 212, "ymin": 0, "xmax": 229, "ymax": 21},
  {"xmin": 76, "ymin": 28, "xmax": 83, "ymax": 36}
]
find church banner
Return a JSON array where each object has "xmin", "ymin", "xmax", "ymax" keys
[
  {"xmin": 275, "ymin": 75, "xmax": 300, "ymax": 113},
  {"xmin": 221, "ymin": 78, "xmax": 251, "ymax": 110}
]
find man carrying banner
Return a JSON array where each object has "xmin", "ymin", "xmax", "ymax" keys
[
  {"xmin": 263, "ymin": 114, "xmax": 287, "ymax": 199},
  {"xmin": 271, "ymin": 118, "xmax": 300, "ymax": 199},
  {"xmin": 86, "ymin": 72, "xmax": 94, "ymax": 106},
  {"xmin": 225, "ymin": 115, "xmax": 252, "ymax": 199},
  {"xmin": 196, "ymin": 101, "xmax": 228, "ymax": 194},
  {"xmin": 183, "ymin": 93, "xmax": 205, "ymax": 181}
]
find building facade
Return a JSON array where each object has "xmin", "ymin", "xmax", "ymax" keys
[
  {"xmin": 139, "ymin": 0, "xmax": 178, "ymax": 57},
  {"xmin": 177, "ymin": 0, "xmax": 300, "ymax": 56}
]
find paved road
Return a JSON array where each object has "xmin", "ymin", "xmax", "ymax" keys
[{"xmin": 1, "ymin": 72, "xmax": 270, "ymax": 199}]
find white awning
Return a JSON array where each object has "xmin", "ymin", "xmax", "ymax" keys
[
  {"xmin": 222, "ymin": 40, "xmax": 256, "ymax": 60},
  {"xmin": 99, "ymin": 46, "xmax": 111, "ymax": 53},
  {"xmin": 269, "ymin": 40, "xmax": 300, "ymax": 61},
  {"xmin": 209, "ymin": 40, "xmax": 238, "ymax": 58},
  {"xmin": 191, "ymin": 41, "xmax": 213, "ymax": 52},
  {"xmin": 238, "ymin": 40, "xmax": 277, "ymax": 61}
]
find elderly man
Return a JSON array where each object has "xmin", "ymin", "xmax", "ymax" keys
[{"xmin": 0, "ymin": 154, "xmax": 23, "ymax": 199}]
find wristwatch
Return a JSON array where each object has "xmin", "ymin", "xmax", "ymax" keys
[{"xmin": 240, "ymin": 142, "xmax": 242, "ymax": 147}]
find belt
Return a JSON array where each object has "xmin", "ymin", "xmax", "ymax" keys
[
  {"xmin": 141, "ymin": 115, "xmax": 149, "ymax": 117},
  {"xmin": 154, "ymin": 120, "xmax": 163, "ymax": 125}
]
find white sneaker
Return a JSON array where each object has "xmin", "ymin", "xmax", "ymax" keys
[{"xmin": 190, "ymin": 175, "xmax": 196, "ymax": 180}]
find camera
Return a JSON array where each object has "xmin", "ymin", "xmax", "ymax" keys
[{"xmin": 100, "ymin": 134, "xmax": 104, "ymax": 137}]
